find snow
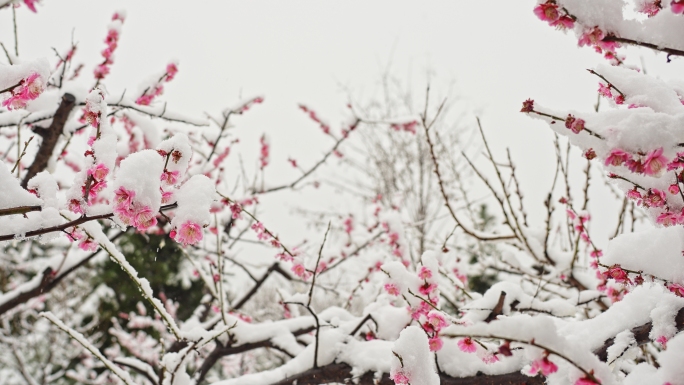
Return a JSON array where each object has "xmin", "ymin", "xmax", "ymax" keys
[
  {"xmin": 0, "ymin": 161, "xmax": 42, "ymax": 209},
  {"xmin": 390, "ymin": 326, "xmax": 439, "ymax": 385}
]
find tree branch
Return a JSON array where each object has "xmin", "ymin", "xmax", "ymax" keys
[{"xmin": 21, "ymin": 93, "xmax": 76, "ymax": 188}]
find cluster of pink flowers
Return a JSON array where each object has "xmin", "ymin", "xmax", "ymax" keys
[
  {"xmin": 66, "ymin": 227, "xmax": 99, "ymax": 252},
  {"xmin": 533, "ymin": 1, "xmax": 575, "ymax": 29},
  {"xmin": 390, "ymin": 121, "xmax": 418, "ymax": 134},
  {"xmin": 390, "ymin": 370, "xmax": 410, "ymax": 385},
  {"xmin": 423, "ymin": 311, "xmax": 447, "ymax": 352},
  {"xmin": 564, "ymin": 114, "xmax": 585, "ymax": 134},
  {"xmin": 605, "ymin": 147, "xmax": 668, "ymax": 177},
  {"xmin": 259, "ymin": 134, "xmax": 269, "ymax": 169},
  {"xmin": 135, "ymin": 62, "xmax": 178, "ymax": 105},
  {"xmin": 343, "ymin": 216, "xmax": 354, "ymax": 235},
  {"xmin": 578, "ymin": 27, "xmax": 621, "ymax": 63},
  {"xmin": 112, "ymin": 187, "xmax": 158, "ymax": 231},
  {"xmin": 1, "ymin": 72, "xmax": 44, "ymax": 110},
  {"xmin": 170, "ymin": 221, "xmax": 203, "ymax": 246},
  {"xmin": 597, "ymin": 82, "xmax": 625, "ymax": 104},
  {"xmin": 94, "ymin": 13, "xmax": 125, "ymax": 80},
  {"xmin": 298, "ymin": 104, "xmax": 331, "ymax": 135}
]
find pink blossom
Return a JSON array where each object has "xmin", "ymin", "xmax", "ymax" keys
[
  {"xmin": 161, "ymin": 190, "xmax": 174, "ymax": 204},
  {"xmin": 175, "ymin": 221, "xmax": 203, "ymax": 246},
  {"xmin": 564, "ymin": 115, "xmax": 585, "ymax": 134},
  {"xmin": 643, "ymin": 147, "xmax": 668, "ymax": 176},
  {"xmin": 114, "ymin": 187, "xmax": 135, "ymax": 210},
  {"xmin": 550, "ymin": 15, "xmax": 574, "ymax": 29},
  {"xmin": 425, "ymin": 312, "xmax": 448, "ymax": 332},
  {"xmin": 626, "ymin": 188, "xmax": 642, "ymax": 201},
  {"xmin": 642, "ymin": 189, "xmax": 666, "ymax": 208},
  {"xmin": 343, "ymin": 217, "xmax": 353, "ymax": 234},
  {"xmin": 419, "ymin": 282, "xmax": 437, "ymax": 296},
  {"xmin": 458, "ymin": 337, "xmax": 477, "ymax": 353},
  {"xmin": 94, "ymin": 64, "xmax": 110, "ymax": 80},
  {"xmin": 88, "ymin": 163, "xmax": 109, "ymax": 181},
  {"xmin": 78, "ymin": 237, "xmax": 98, "ymax": 252},
  {"xmin": 160, "ymin": 170, "xmax": 180, "ymax": 185},
  {"xmin": 598, "ymin": 83, "xmax": 612, "ymax": 98},
  {"xmin": 2, "ymin": 73, "xmax": 45, "ymax": 110},
  {"xmin": 529, "ymin": 356, "xmax": 558, "ymax": 376},
  {"xmin": 638, "ymin": 1, "xmax": 661, "ymax": 16},
  {"xmin": 668, "ymin": 283, "xmax": 684, "ymax": 297},
  {"xmin": 384, "ymin": 283, "xmax": 400, "ymax": 296},
  {"xmin": 672, "ymin": 0, "xmax": 684, "ymax": 14},
  {"xmin": 656, "ymin": 335, "xmax": 668, "ymax": 349},
  {"xmin": 390, "ymin": 370, "xmax": 410, "ymax": 385},
  {"xmin": 606, "ymin": 265, "xmax": 631, "ymax": 284},
  {"xmin": 669, "ymin": 184, "xmax": 680, "ymax": 195},
  {"xmin": 520, "ymin": 99, "xmax": 534, "ymax": 112},
  {"xmin": 605, "ymin": 148, "xmax": 630, "ymax": 166},
  {"xmin": 667, "ymin": 152, "xmax": 684, "ymax": 170},
  {"xmin": 657, "ymin": 212, "xmax": 678, "ymax": 227},
  {"xmin": 590, "ymin": 249, "xmax": 603, "ymax": 259},
  {"xmin": 165, "ymin": 62, "xmax": 178, "ymax": 82},
  {"xmin": 134, "ymin": 206, "xmax": 157, "ymax": 230},
  {"xmin": 533, "ymin": 2, "xmax": 559, "ymax": 23},
  {"xmin": 69, "ymin": 199, "xmax": 84, "ymax": 214},
  {"xmin": 428, "ymin": 337, "xmax": 443, "ymax": 352},
  {"xmin": 229, "ymin": 203, "xmax": 242, "ymax": 219},
  {"xmin": 418, "ymin": 266, "xmax": 432, "ymax": 280},
  {"xmin": 291, "ymin": 263, "xmax": 311, "ymax": 280}
]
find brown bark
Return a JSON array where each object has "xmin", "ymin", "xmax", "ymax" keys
[{"xmin": 21, "ymin": 93, "xmax": 76, "ymax": 188}]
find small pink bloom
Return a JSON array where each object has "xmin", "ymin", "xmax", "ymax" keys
[
  {"xmin": 668, "ymin": 152, "xmax": 684, "ymax": 170},
  {"xmin": 626, "ymin": 188, "xmax": 642, "ymax": 201},
  {"xmin": 69, "ymin": 199, "xmax": 84, "ymax": 214},
  {"xmin": 229, "ymin": 203, "xmax": 242, "ymax": 219},
  {"xmin": 419, "ymin": 282, "xmax": 437, "ymax": 296},
  {"xmin": 668, "ymin": 283, "xmax": 684, "ymax": 297},
  {"xmin": 565, "ymin": 115, "xmax": 585, "ymax": 134},
  {"xmin": 458, "ymin": 337, "xmax": 477, "ymax": 353},
  {"xmin": 529, "ymin": 356, "xmax": 558, "ymax": 376},
  {"xmin": 78, "ymin": 237, "xmax": 98, "ymax": 252},
  {"xmin": 598, "ymin": 83, "xmax": 612, "ymax": 98},
  {"xmin": 114, "ymin": 187, "xmax": 135, "ymax": 209},
  {"xmin": 643, "ymin": 147, "xmax": 668, "ymax": 176},
  {"xmin": 657, "ymin": 212, "xmax": 678, "ymax": 227},
  {"xmin": 642, "ymin": 189, "xmax": 667, "ymax": 208},
  {"xmin": 606, "ymin": 265, "xmax": 631, "ymax": 284},
  {"xmin": 672, "ymin": 0, "xmax": 684, "ymax": 14},
  {"xmin": 426, "ymin": 312, "xmax": 448, "ymax": 332},
  {"xmin": 638, "ymin": 1, "xmax": 661, "ymax": 16},
  {"xmin": 88, "ymin": 163, "xmax": 109, "ymax": 181},
  {"xmin": 161, "ymin": 190, "xmax": 174, "ymax": 204},
  {"xmin": 550, "ymin": 15, "xmax": 574, "ymax": 29},
  {"xmin": 590, "ymin": 249, "xmax": 603, "ymax": 258},
  {"xmin": 656, "ymin": 335, "xmax": 668, "ymax": 349},
  {"xmin": 384, "ymin": 283, "xmax": 400, "ymax": 296},
  {"xmin": 669, "ymin": 184, "xmax": 680, "ymax": 195},
  {"xmin": 134, "ymin": 206, "xmax": 157, "ymax": 230},
  {"xmin": 175, "ymin": 221, "xmax": 203, "ymax": 246},
  {"xmin": 291, "ymin": 263, "xmax": 310, "ymax": 279},
  {"xmin": 165, "ymin": 62, "xmax": 178, "ymax": 82},
  {"xmin": 418, "ymin": 266, "xmax": 432, "ymax": 280},
  {"xmin": 390, "ymin": 371, "xmax": 410, "ymax": 385},
  {"xmin": 520, "ymin": 99, "xmax": 534, "ymax": 113},
  {"xmin": 605, "ymin": 149, "xmax": 630, "ymax": 167},
  {"xmin": 428, "ymin": 337, "xmax": 443, "ymax": 352},
  {"xmin": 160, "ymin": 170, "xmax": 180, "ymax": 185},
  {"xmin": 533, "ymin": 2, "xmax": 559, "ymax": 23}
]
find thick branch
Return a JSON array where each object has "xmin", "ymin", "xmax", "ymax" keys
[
  {"xmin": 0, "ymin": 231, "xmax": 126, "ymax": 316},
  {"xmin": 21, "ymin": 93, "xmax": 76, "ymax": 188},
  {"xmin": 0, "ymin": 205, "xmax": 41, "ymax": 217},
  {"xmin": 603, "ymin": 36, "xmax": 684, "ymax": 59},
  {"xmin": 594, "ymin": 307, "xmax": 684, "ymax": 362}
]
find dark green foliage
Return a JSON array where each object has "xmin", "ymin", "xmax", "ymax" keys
[{"xmin": 91, "ymin": 232, "xmax": 205, "ymax": 348}]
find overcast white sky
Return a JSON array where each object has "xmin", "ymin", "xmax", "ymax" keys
[{"xmin": 3, "ymin": 0, "xmax": 683, "ymax": 247}]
